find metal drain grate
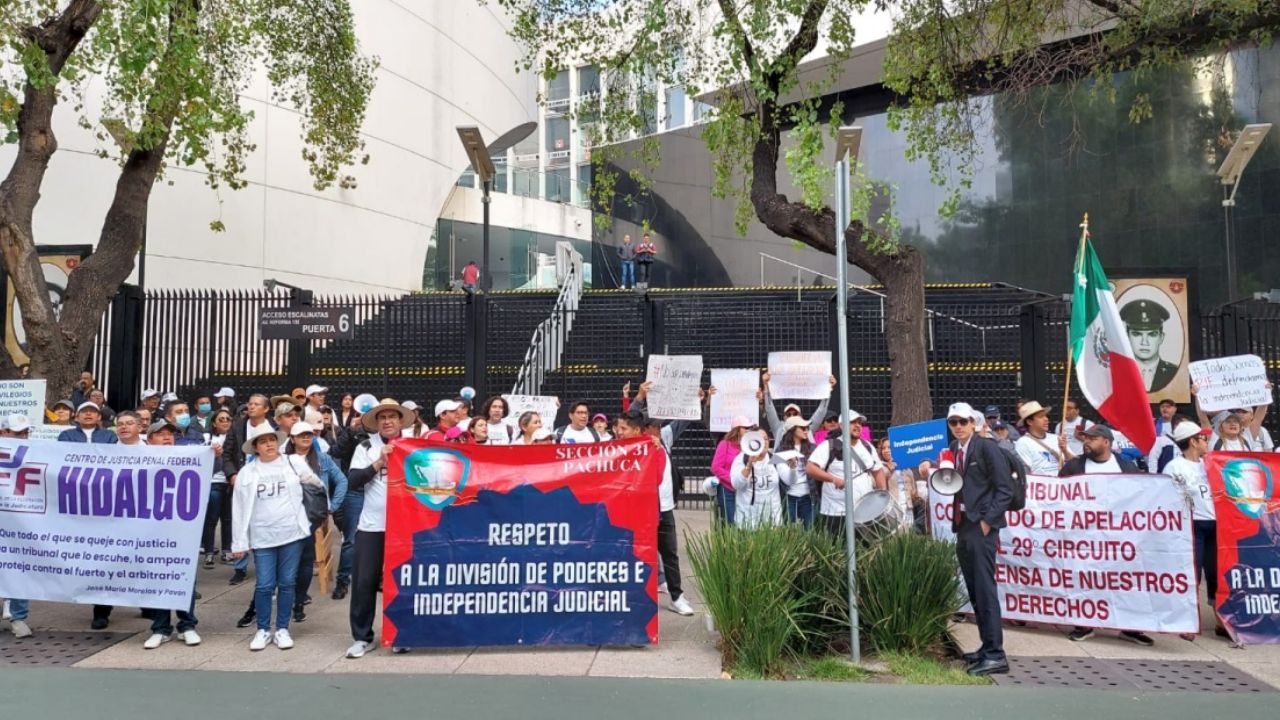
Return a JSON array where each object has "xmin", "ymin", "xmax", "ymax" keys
[
  {"xmin": 0, "ymin": 631, "xmax": 131, "ymax": 667},
  {"xmin": 993, "ymin": 657, "xmax": 1275, "ymax": 693}
]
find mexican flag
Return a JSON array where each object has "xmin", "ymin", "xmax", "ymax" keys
[{"xmin": 1069, "ymin": 234, "xmax": 1156, "ymax": 453}]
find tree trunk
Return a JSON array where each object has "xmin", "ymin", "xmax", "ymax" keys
[{"xmin": 748, "ymin": 112, "xmax": 934, "ymax": 427}]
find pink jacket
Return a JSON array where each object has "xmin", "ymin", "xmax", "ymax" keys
[{"xmin": 712, "ymin": 439, "xmax": 740, "ymax": 493}]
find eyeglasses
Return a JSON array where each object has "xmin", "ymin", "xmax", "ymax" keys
[{"xmin": 947, "ymin": 418, "xmax": 971, "ymax": 427}]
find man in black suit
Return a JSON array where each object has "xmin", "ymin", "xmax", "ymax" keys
[{"xmin": 947, "ymin": 402, "xmax": 1014, "ymax": 676}]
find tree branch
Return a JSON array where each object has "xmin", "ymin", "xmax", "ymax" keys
[
  {"xmin": 715, "ymin": 0, "xmax": 761, "ymax": 78},
  {"xmin": 776, "ymin": 0, "xmax": 830, "ymax": 72}
]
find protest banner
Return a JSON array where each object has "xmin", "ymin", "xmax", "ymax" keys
[
  {"xmin": 709, "ymin": 369, "xmax": 759, "ymax": 432},
  {"xmin": 26, "ymin": 424, "xmax": 65, "ymax": 441},
  {"xmin": 887, "ymin": 419, "xmax": 948, "ymax": 469},
  {"xmin": 1188, "ymin": 355, "xmax": 1272, "ymax": 413},
  {"xmin": 1206, "ymin": 452, "xmax": 1280, "ymax": 644},
  {"xmin": 382, "ymin": 438, "xmax": 662, "ymax": 648},
  {"xmin": 644, "ymin": 354, "xmax": 703, "ymax": 420},
  {"xmin": 767, "ymin": 351, "xmax": 831, "ymax": 400},
  {"xmin": 0, "ymin": 379, "xmax": 45, "ymax": 423},
  {"xmin": 0, "ymin": 440, "xmax": 212, "ymax": 610},
  {"xmin": 502, "ymin": 394, "xmax": 561, "ymax": 427},
  {"xmin": 929, "ymin": 473, "xmax": 1197, "ymax": 633}
]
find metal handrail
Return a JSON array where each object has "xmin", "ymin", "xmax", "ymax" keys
[
  {"xmin": 757, "ymin": 251, "xmax": 1011, "ymax": 352},
  {"xmin": 512, "ymin": 244, "xmax": 584, "ymax": 395}
]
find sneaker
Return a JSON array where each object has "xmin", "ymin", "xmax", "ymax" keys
[
  {"xmin": 668, "ymin": 595, "xmax": 695, "ymax": 616},
  {"xmin": 331, "ymin": 580, "xmax": 349, "ymax": 601},
  {"xmin": 220, "ymin": 552, "xmax": 232, "ymax": 564},
  {"xmin": 249, "ymin": 629, "xmax": 272, "ymax": 651},
  {"xmin": 274, "ymin": 629, "xmax": 294, "ymax": 650},
  {"xmin": 236, "ymin": 608, "xmax": 256, "ymax": 628},
  {"xmin": 1120, "ymin": 631, "xmax": 1155, "ymax": 647},
  {"xmin": 10, "ymin": 620, "xmax": 32, "ymax": 638},
  {"xmin": 2, "ymin": 599, "xmax": 10, "ymax": 620},
  {"xmin": 179, "ymin": 630, "xmax": 202, "ymax": 646},
  {"xmin": 292, "ymin": 605, "xmax": 307, "ymax": 623},
  {"xmin": 229, "ymin": 569, "xmax": 247, "ymax": 585},
  {"xmin": 143, "ymin": 633, "xmax": 171, "ymax": 650},
  {"xmin": 657, "ymin": 582, "xmax": 669, "ymax": 595},
  {"xmin": 300, "ymin": 594, "xmax": 312, "ymax": 606},
  {"xmin": 391, "ymin": 646, "xmax": 410, "ymax": 654},
  {"xmin": 346, "ymin": 640, "xmax": 372, "ymax": 659},
  {"xmin": 1067, "ymin": 627, "xmax": 1094, "ymax": 642},
  {"xmin": 203, "ymin": 553, "xmax": 215, "ymax": 569},
  {"xmin": 90, "ymin": 617, "xmax": 109, "ymax": 631},
  {"xmin": 193, "ymin": 590, "xmax": 202, "ymax": 600}
]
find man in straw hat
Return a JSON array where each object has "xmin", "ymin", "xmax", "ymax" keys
[
  {"xmin": 1014, "ymin": 401, "xmax": 1069, "ymax": 476},
  {"xmin": 346, "ymin": 398, "xmax": 414, "ymax": 659}
]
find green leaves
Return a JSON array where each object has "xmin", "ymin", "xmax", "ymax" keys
[{"xmin": 0, "ymin": 0, "xmax": 375, "ymax": 202}]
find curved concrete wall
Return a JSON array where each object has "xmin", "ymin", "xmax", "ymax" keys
[{"xmin": 4, "ymin": 1, "xmax": 536, "ymax": 294}]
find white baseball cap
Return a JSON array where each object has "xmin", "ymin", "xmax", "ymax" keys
[
  {"xmin": 141, "ymin": 389, "xmax": 159, "ymax": 400},
  {"xmin": 214, "ymin": 387, "xmax": 235, "ymax": 398},
  {"xmin": 1170, "ymin": 422, "xmax": 1211, "ymax": 443},
  {"xmin": 290, "ymin": 421, "xmax": 317, "ymax": 437},
  {"xmin": 402, "ymin": 400, "xmax": 420, "ymax": 411},
  {"xmin": 7, "ymin": 413, "xmax": 30, "ymax": 433},
  {"xmin": 76, "ymin": 401, "xmax": 101, "ymax": 413},
  {"xmin": 161, "ymin": 392, "xmax": 179, "ymax": 403},
  {"xmin": 947, "ymin": 402, "xmax": 976, "ymax": 419},
  {"xmin": 435, "ymin": 399, "xmax": 463, "ymax": 417},
  {"xmin": 305, "ymin": 384, "xmax": 328, "ymax": 397}
]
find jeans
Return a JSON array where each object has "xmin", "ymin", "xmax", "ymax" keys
[
  {"xmin": 253, "ymin": 538, "xmax": 307, "ymax": 631},
  {"xmin": 620, "ymin": 260, "xmax": 635, "ymax": 288},
  {"xmin": 1193, "ymin": 519, "xmax": 1218, "ymax": 601},
  {"xmin": 8, "ymin": 598, "xmax": 29, "ymax": 621},
  {"xmin": 786, "ymin": 494, "xmax": 814, "ymax": 528},
  {"xmin": 637, "ymin": 261, "xmax": 652, "ymax": 284},
  {"xmin": 336, "ymin": 492, "xmax": 365, "ymax": 584},
  {"xmin": 149, "ymin": 594, "xmax": 198, "ymax": 636},
  {"xmin": 201, "ymin": 483, "xmax": 231, "ymax": 554},
  {"xmin": 714, "ymin": 486, "xmax": 736, "ymax": 525}
]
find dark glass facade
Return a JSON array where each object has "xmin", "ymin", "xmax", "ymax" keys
[
  {"xmin": 427, "ymin": 219, "xmax": 593, "ymax": 291},
  {"xmin": 595, "ymin": 45, "xmax": 1280, "ymax": 306}
]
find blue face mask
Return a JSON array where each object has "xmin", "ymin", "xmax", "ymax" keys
[
  {"xmin": 175, "ymin": 413, "xmax": 192, "ymax": 429},
  {"xmin": 197, "ymin": 403, "xmax": 212, "ymax": 414}
]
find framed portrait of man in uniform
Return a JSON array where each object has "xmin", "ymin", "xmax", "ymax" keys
[{"xmin": 1110, "ymin": 274, "xmax": 1195, "ymax": 404}]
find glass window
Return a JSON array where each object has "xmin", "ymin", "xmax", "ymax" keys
[
  {"xmin": 547, "ymin": 168, "xmax": 571, "ymax": 203},
  {"xmin": 578, "ymin": 65, "xmax": 600, "ymax": 96},
  {"xmin": 546, "ymin": 69, "xmax": 570, "ymax": 102},
  {"xmin": 546, "ymin": 117, "xmax": 570, "ymax": 153},
  {"xmin": 665, "ymin": 86, "xmax": 687, "ymax": 129}
]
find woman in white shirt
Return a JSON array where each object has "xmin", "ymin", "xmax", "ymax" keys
[
  {"xmin": 731, "ymin": 434, "xmax": 784, "ymax": 528},
  {"xmin": 776, "ymin": 416, "xmax": 814, "ymax": 528},
  {"xmin": 231, "ymin": 423, "xmax": 321, "ymax": 652},
  {"xmin": 201, "ymin": 409, "xmax": 234, "ymax": 567},
  {"xmin": 479, "ymin": 396, "xmax": 515, "ymax": 445},
  {"xmin": 512, "ymin": 411, "xmax": 542, "ymax": 445}
]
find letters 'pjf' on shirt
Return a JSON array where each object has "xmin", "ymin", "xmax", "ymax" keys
[{"xmin": 810, "ymin": 439, "xmax": 881, "ymax": 517}]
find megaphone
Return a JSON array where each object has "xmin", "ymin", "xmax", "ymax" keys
[
  {"xmin": 929, "ymin": 449, "xmax": 964, "ymax": 496},
  {"xmin": 459, "ymin": 386, "xmax": 476, "ymax": 401},
  {"xmin": 702, "ymin": 476, "xmax": 720, "ymax": 497},
  {"xmin": 354, "ymin": 393, "xmax": 378, "ymax": 414},
  {"xmin": 740, "ymin": 430, "xmax": 767, "ymax": 456}
]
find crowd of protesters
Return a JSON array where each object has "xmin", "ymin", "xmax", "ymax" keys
[{"xmin": 1, "ymin": 368, "xmax": 1272, "ymax": 660}]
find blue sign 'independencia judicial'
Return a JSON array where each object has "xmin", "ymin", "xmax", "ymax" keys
[{"xmin": 887, "ymin": 418, "xmax": 949, "ymax": 469}]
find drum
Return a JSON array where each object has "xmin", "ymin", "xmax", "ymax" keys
[{"xmin": 851, "ymin": 490, "xmax": 897, "ymax": 543}]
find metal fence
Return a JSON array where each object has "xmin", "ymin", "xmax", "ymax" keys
[{"xmin": 75, "ymin": 284, "xmax": 1280, "ymax": 507}]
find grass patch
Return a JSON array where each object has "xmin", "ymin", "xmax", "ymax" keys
[
  {"xmin": 881, "ymin": 651, "xmax": 993, "ymax": 686},
  {"xmin": 802, "ymin": 656, "xmax": 873, "ymax": 682}
]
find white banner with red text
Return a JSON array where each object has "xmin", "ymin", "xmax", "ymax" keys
[
  {"xmin": 929, "ymin": 473, "xmax": 1198, "ymax": 634},
  {"xmin": 0, "ymin": 439, "xmax": 212, "ymax": 610}
]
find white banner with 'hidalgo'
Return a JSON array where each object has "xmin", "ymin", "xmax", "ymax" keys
[
  {"xmin": 930, "ymin": 473, "xmax": 1198, "ymax": 634},
  {"xmin": 0, "ymin": 440, "xmax": 212, "ymax": 610}
]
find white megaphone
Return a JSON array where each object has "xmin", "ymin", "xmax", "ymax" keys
[
  {"xmin": 354, "ymin": 393, "xmax": 378, "ymax": 414},
  {"xmin": 702, "ymin": 476, "xmax": 720, "ymax": 497},
  {"xmin": 929, "ymin": 449, "xmax": 964, "ymax": 496},
  {"xmin": 740, "ymin": 430, "xmax": 767, "ymax": 456}
]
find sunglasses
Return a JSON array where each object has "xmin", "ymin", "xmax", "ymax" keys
[{"xmin": 947, "ymin": 417, "xmax": 971, "ymax": 427}]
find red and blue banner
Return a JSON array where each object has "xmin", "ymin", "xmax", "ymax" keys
[
  {"xmin": 382, "ymin": 438, "xmax": 662, "ymax": 648},
  {"xmin": 1206, "ymin": 451, "xmax": 1280, "ymax": 645}
]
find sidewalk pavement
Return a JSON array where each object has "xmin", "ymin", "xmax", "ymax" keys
[{"xmin": 10, "ymin": 510, "xmax": 722, "ymax": 678}]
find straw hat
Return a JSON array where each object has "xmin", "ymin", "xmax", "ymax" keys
[
  {"xmin": 361, "ymin": 398, "xmax": 416, "ymax": 432},
  {"xmin": 243, "ymin": 422, "xmax": 288, "ymax": 455}
]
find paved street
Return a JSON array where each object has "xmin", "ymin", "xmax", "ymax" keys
[{"xmin": 1, "ymin": 666, "xmax": 1275, "ymax": 720}]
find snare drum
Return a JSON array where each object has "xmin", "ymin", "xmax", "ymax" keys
[{"xmin": 851, "ymin": 490, "xmax": 898, "ymax": 543}]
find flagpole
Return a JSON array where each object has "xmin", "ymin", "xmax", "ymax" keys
[{"xmin": 1062, "ymin": 213, "xmax": 1089, "ymax": 431}]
